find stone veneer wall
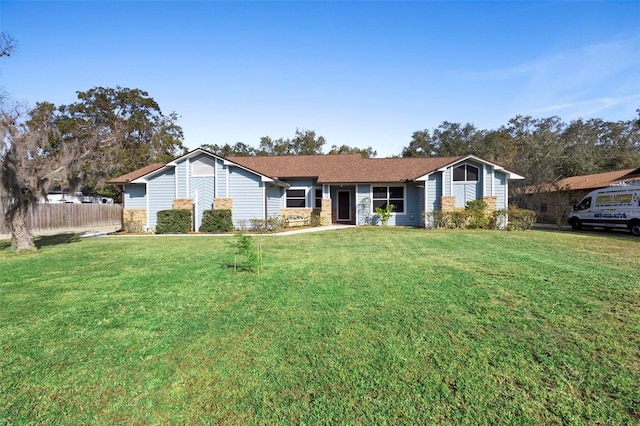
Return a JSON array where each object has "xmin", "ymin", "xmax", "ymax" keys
[
  {"xmin": 122, "ymin": 209, "xmax": 147, "ymax": 232},
  {"xmin": 280, "ymin": 208, "xmax": 313, "ymax": 220},
  {"xmin": 173, "ymin": 198, "xmax": 193, "ymax": 210},
  {"xmin": 481, "ymin": 196, "xmax": 497, "ymax": 213},
  {"xmin": 440, "ymin": 196, "xmax": 457, "ymax": 212},
  {"xmin": 213, "ymin": 198, "xmax": 233, "ymax": 210},
  {"xmin": 320, "ymin": 198, "xmax": 332, "ymax": 226}
]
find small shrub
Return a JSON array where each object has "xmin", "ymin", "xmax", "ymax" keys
[
  {"xmin": 235, "ymin": 219, "xmax": 249, "ymax": 232},
  {"xmin": 200, "ymin": 209, "xmax": 233, "ymax": 233},
  {"xmin": 309, "ymin": 213, "xmax": 321, "ymax": 227},
  {"xmin": 374, "ymin": 204, "xmax": 395, "ymax": 226},
  {"xmin": 490, "ymin": 209, "xmax": 508, "ymax": 229},
  {"xmin": 426, "ymin": 211, "xmax": 465, "ymax": 229},
  {"xmin": 229, "ymin": 234, "xmax": 260, "ymax": 272},
  {"xmin": 507, "ymin": 205, "xmax": 536, "ymax": 231},
  {"xmin": 249, "ymin": 217, "xmax": 284, "ymax": 233},
  {"xmin": 426, "ymin": 204, "xmax": 534, "ymax": 232},
  {"xmin": 465, "ymin": 199, "xmax": 490, "ymax": 229},
  {"xmin": 156, "ymin": 209, "xmax": 191, "ymax": 234}
]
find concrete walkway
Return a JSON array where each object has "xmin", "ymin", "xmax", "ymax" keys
[
  {"xmin": 0, "ymin": 224, "xmax": 356, "ymax": 240},
  {"xmin": 113, "ymin": 224, "xmax": 356, "ymax": 237},
  {"xmin": 0, "ymin": 225, "xmax": 122, "ymax": 241}
]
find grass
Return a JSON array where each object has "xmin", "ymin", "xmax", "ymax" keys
[{"xmin": 1, "ymin": 228, "xmax": 639, "ymax": 424}]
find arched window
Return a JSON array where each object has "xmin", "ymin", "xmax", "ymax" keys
[{"xmin": 453, "ymin": 164, "xmax": 479, "ymax": 182}]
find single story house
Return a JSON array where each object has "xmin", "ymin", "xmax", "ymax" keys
[
  {"xmin": 522, "ymin": 167, "xmax": 640, "ymax": 223},
  {"xmin": 108, "ymin": 149, "xmax": 524, "ymax": 231}
]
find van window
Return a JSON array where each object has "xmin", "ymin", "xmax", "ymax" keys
[{"xmin": 575, "ymin": 197, "xmax": 591, "ymax": 211}]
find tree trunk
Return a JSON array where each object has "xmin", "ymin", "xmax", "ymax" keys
[{"xmin": 7, "ymin": 202, "xmax": 36, "ymax": 252}]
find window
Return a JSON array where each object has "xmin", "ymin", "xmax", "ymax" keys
[
  {"xmin": 286, "ymin": 189, "xmax": 306, "ymax": 208},
  {"xmin": 453, "ymin": 164, "xmax": 479, "ymax": 182},
  {"xmin": 314, "ymin": 188, "xmax": 322, "ymax": 208},
  {"xmin": 191, "ymin": 157, "xmax": 216, "ymax": 177},
  {"xmin": 574, "ymin": 197, "xmax": 591, "ymax": 211},
  {"xmin": 372, "ymin": 186, "xmax": 405, "ymax": 213}
]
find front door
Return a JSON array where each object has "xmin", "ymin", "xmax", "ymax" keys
[{"xmin": 338, "ymin": 191, "xmax": 351, "ymax": 221}]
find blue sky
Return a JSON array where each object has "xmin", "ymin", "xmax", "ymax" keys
[{"xmin": 1, "ymin": 1, "xmax": 639, "ymax": 157}]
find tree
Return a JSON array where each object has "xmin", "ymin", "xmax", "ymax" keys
[
  {"xmin": 477, "ymin": 130, "xmax": 516, "ymax": 166},
  {"xmin": 327, "ymin": 144, "xmax": 377, "ymax": 158},
  {"xmin": 1, "ymin": 86, "xmax": 185, "ymax": 252},
  {"xmin": 432, "ymin": 122, "xmax": 483, "ymax": 157},
  {"xmin": 401, "ymin": 123, "xmax": 484, "ymax": 158},
  {"xmin": 558, "ymin": 118, "xmax": 604, "ymax": 177},
  {"xmin": 1, "ymin": 102, "xmax": 119, "ymax": 252},
  {"xmin": 503, "ymin": 115, "xmax": 566, "ymax": 207},
  {"xmin": 401, "ymin": 130, "xmax": 436, "ymax": 157},
  {"xmin": 201, "ymin": 142, "xmax": 256, "ymax": 157},
  {"xmin": 0, "ymin": 32, "xmax": 16, "ymax": 58},
  {"xmin": 258, "ymin": 128, "xmax": 326, "ymax": 155},
  {"xmin": 59, "ymin": 87, "xmax": 186, "ymax": 181}
]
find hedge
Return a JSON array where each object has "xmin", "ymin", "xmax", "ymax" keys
[
  {"xmin": 156, "ymin": 209, "xmax": 192, "ymax": 234},
  {"xmin": 200, "ymin": 209, "xmax": 233, "ymax": 233}
]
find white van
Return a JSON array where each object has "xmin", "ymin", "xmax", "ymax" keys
[{"xmin": 568, "ymin": 181, "xmax": 640, "ymax": 236}]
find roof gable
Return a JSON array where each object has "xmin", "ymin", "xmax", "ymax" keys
[{"xmin": 108, "ymin": 148, "xmax": 276, "ymax": 184}]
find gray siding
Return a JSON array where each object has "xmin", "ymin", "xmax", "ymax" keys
[
  {"xmin": 176, "ymin": 160, "xmax": 188, "ymax": 198},
  {"xmin": 453, "ymin": 182, "xmax": 481, "ymax": 207},
  {"xmin": 148, "ymin": 169, "xmax": 176, "ymax": 229},
  {"xmin": 485, "ymin": 165, "xmax": 493, "ymax": 196},
  {"xmin": 393, "ymin": 182, "xmax": 423, "ymax": 226},
  {"xmin": 228, "ymin": 166, "xmax": 264, "ymax": 227},
  {"xmin": 266, "ymin": 185, "xmax": 284, "ymax": 217},
  {"xmin": 356, "ymin": 184, "xmax": 371, "ymax": 225},
  {"xmin": 192, "ymin": 176, "xmax": 215, "ymax": 230},
  {"xmin": 124, "ymin": 184, "xmax": 146, "ymax": 209},
  {"xmin": 426, "ymin": 173, "xmax": 442, "ymax": 212},
  {"xmin": 217, "ymin": 161, "xmax": 229, "ymax": 198},
  {"xmin": 443, "ymin": 167, "xmax": 452, "ymax": 196},
  {"xmin": 495, "ymin": 172, "xmax": 507, "ymax": 209}
]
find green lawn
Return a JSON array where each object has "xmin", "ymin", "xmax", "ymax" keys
[{"xmin": 1, "ymin": 228, "xmax": 638, "ymax": 424}]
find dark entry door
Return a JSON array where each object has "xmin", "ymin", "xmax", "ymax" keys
[{"xmin": 338, "ymin": 191, "xmax": 350, "ymax": 221}]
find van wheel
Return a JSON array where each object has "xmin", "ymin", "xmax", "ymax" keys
[
  {"xmin": 630, "ymin": 221, "xmax": 640, "ymax": 237},
  {"xmin": 569, "ymin": 218, "xmax": 582, "ymax": 231}
]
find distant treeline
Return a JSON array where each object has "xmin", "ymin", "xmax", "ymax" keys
[{"xmin": 202, "ymin": 113, "xmax": 640, "ymax": 191}]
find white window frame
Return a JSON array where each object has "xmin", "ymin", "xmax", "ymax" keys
[
  {"xmin": 286, "ymin": 187, "xmax": 307, "ymax": 208},
  {"xmin": 313, "ymin": 186, "xmax": 323, "ymax": 209},
  {"xmin": 371, "ymin": 184, "xmax": 406, "ymax": 215},
  {"xmin": 453, "ymin": 163, "xmax": 480, "ymax": 182}
]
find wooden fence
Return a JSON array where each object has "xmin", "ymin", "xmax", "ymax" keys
[{"xmin": 0, "ymin": 202, "xmax": 122, "ymax": 235}]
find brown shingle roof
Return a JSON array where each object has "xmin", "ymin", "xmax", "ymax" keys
[
  {"xmin": 107, "ymin": 163, "xmax": 166, "ymax": 184},
  {"xmin": 547, "ymin": 168, "xmax": 640, "ymax": 192},
  {"xmin": 229, "ymin": 154, "xmax": 465, "ymax": 183}
]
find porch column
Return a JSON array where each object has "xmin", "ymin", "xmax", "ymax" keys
[{"xmin": 320, "ymin": 198, "xmax": 332, "ymax": 226}]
